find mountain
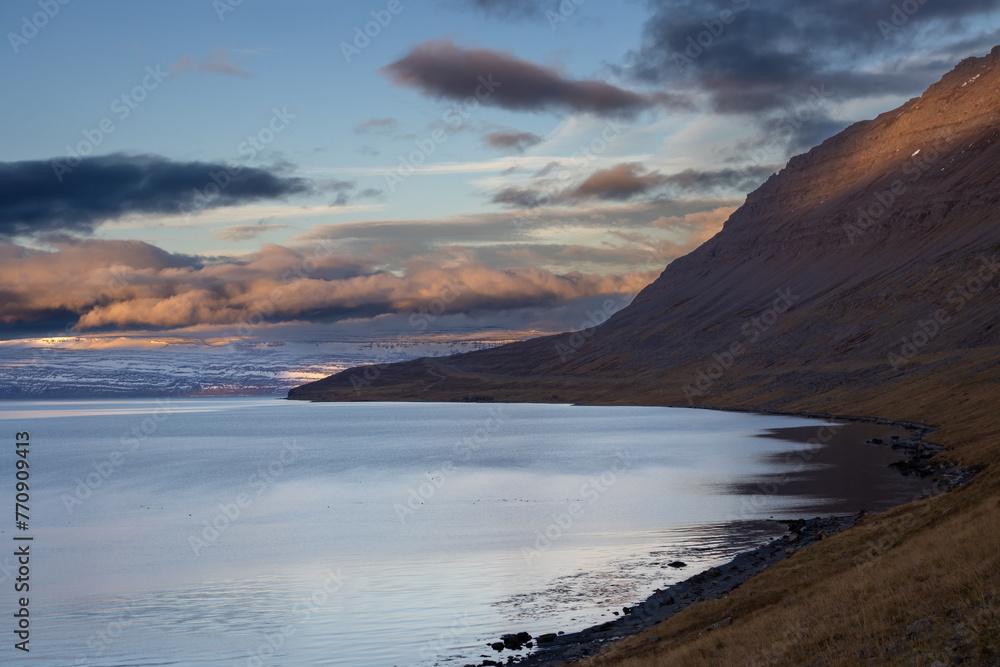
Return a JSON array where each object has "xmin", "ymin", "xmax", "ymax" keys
[
  {"xmin": 290, "ymin": 47, "xmax": 1000, "ymax": 461},
  {"xmin": 289, "ymin": 48, "xmax": 1000, "ymax": 664}
]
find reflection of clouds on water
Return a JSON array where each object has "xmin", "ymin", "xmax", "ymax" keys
[{"xmin": 14, "ymin": 400, "xmax": 926, "ymax": 666}]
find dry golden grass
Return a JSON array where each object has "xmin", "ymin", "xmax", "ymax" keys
[
  {"xmin": 573, "ymin": 377, "xmax": 1000, "ymax": 667},
  {"xmin": 575, "ymin": 488, "xmax": 999, "ymax": 666}
]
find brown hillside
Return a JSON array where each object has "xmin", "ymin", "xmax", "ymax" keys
[
  {"xmin": 289, "ymin": 48, "xmax": 1000, "ymax": 453},
  {"xmin": 290, "ymin": 47, "xmax": 1000, "ymax": 664}
]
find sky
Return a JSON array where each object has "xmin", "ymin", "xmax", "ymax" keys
[{"xmin": 2, "ymin": 0, "xmax": 999, "ymax": 342}]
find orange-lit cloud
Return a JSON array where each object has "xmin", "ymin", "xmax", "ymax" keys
[
  {"xmin": 0, "ymin": 200, "xmax": 734, "ymax": 332},
  {"xmin": 0, "ymin": 238, "xmax": 649, "ymax": 331}
]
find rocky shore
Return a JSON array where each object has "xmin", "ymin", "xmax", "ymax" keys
[
  {"xmin": 464, "ymin": 514, "xmax": 856, "ymax": 667},
  {"xmin": 462, "ymin": 418, "xmax": 978, "ymax": 667}
]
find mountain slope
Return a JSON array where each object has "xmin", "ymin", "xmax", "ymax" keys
[
  {"xmin": 290, "ymin": 47, "xmax": 1000, "ymax": 466},
  {"xmin": 290, "ymin": 48, "xmax": 1000, "ymax": 664}
]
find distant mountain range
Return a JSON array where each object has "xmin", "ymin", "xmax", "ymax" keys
[{"xmin": 289, "ymin": 46, "xmax": 1000, "ymax": 449}]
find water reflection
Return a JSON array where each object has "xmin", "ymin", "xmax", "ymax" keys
[{"xmin": 3, "ymin": 399, "xmax": 923, "ymax": 666}]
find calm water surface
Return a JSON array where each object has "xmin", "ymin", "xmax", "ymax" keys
[{"xmin": 0, "ymin": 399, "xmax": 922, "ymax": 666}]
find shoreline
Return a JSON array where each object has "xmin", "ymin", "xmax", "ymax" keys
[
  {"xmin": 507, "ymin": 514, "xmax": 860, "ymax": 667},
  {"xmin": 467, "ymin": 409, "xmax": 978, "ymax": 667}
]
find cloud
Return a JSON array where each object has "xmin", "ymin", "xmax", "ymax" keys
[
  {"xmin": 483, "ymin": 130, "xmax": 544, "ymax": 152},
  {"xmin": 354, "ymin": 118, "xmax": 399, "ymax": 135},
  {"xmin": 659, "ymin": 165, "xmax": 776, "ymax": 193},
  {"xmin": 317, "ymin": 153, "xmax": 661, "ymax": 179},
  {"xmin": 457, "ymin": 0, "xmax": 555, "ymax": 19},
  {"xmin": 492, "ymin": 186, "xmax": 550, "ymax": 209},
  {"xmin": 295, "ymin": 199, "xmax": 736, "ymax": 271},
  {"xmin": 321, "ymin": 180, "xmax": 383, "ymax": 207},
  {"xmin": 0, "ymin": 238, "xmax": 195, "ymax": 326},
  {"xmin": 327, "ymin": 180, "xmax": 354, "ymax": 192},
  {"xmin": 212, "ymin": 223, "xmax": 289, "ymax": 242},
  {"xmin": 73, "ymin": 262, "xmax": 646, "ymax": 331},
  {"xmin": 170, "ymin": 47, "xmax": 251, "ymax": 78},
  {"xmin": 490, "ymin": 163, "xmax": 774, "ymax": 207},
  {"xmin": 570, "ymin": 162, "xmax": 670, "ymax": 201},
  {"xmin": 381, "ymin": 39, "xmax": 689, "ymax": 116},
  {"xmin": 0, "ymin": 154, "xmax": 310, "ymax": 237},
  {"xmin": 624, "ymin": 0, "xmax": 1000, "ymax": 114},
  {"xmin": 535, "ymin": 161, "xmax": 561, "ymax": 178},
  {"xmin": 0, "ymin": 198, "xmax": 736, "ymax": 331},
  {"xmin": 0, "ymin": 238, "xmax": 646, "ymax": 331}
]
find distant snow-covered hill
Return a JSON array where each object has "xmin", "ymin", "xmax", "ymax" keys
[{"xmin": 0, "ymin": 333, "xmax": 522, "ymax": 398}]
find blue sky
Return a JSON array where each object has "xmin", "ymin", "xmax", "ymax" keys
[
  {"xmin": 4, "ymin": 0, "xmax": 655, "ymax": 246},
  {"xmin": 2, "ymin": 0, "xmax": 999, "ymax": 337}
]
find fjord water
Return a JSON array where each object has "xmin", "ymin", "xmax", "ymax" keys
[{"xmin": 1, "ymin": 399, "xmax": 924, "ymax": 666}]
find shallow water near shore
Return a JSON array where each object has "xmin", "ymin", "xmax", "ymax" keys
[{"xmin": 0, "ymin": 398, "xmax": 925, "ymax": 666}]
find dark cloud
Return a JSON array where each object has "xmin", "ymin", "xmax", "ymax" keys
[
  {"xmin": 382, "ymin": 39, "xmax": 689, "ymax": 116},
  {"xmin": 624, "ymin": 0, "xmax": 1000, "ymax": 114},
  {"xmin": 570, "ymin": 162, "xmax": 670, "ymax": 201},
  {"xmin": 491, "ymin": 163, "xmax": 775, "ymax": 207},
  {"xmin": 483, "ymin": 130, "xmax": 544, "ymax": 152},
  {"xmin": 0, "ymin": 154, "xmax": 310, "ymax": 238},
  {"xmin": 492, "ymin": 186, "xmax": 550, "ymax": 209}
]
